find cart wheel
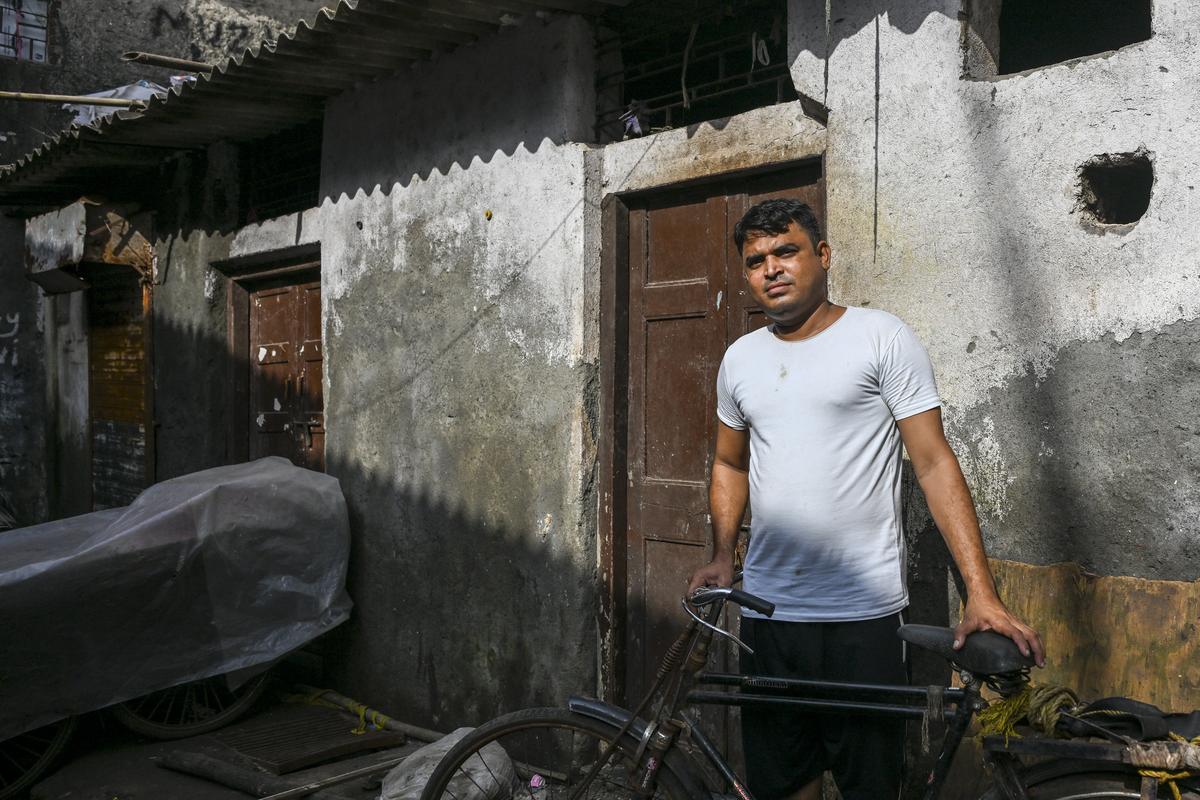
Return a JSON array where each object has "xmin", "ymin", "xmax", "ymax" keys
[
  {"xmin": 0, "ymin": 716, "xmax": 76, "ymax": 800},
  {"xmin": 111, "ymin": 671, "xmax": 270, "ymax": 740}
]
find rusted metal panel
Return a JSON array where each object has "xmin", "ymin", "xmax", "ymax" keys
[
  {"xmin": 988, "ymin": 558, "xmax": 1200, "ymax": 712},
  {"xmin": 248, "ymin": 272, "xmax": 324, "ymax": 471},
  {"xmin": 86, "ymin": 263, "xmax": 147, "ymax": 509},
  {"xmin": 82, "ymin": 204, "xmax": 155, "ymax": 279},
  {"xmin": 25, "ymin": 201, "xmax": 156, "ymax": 290}
]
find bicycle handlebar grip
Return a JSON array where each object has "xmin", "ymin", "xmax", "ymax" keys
[{"xmin": 726, "ymin": 588, "xmax": 775, "ymax": 617}]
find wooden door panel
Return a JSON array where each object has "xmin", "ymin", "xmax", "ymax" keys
[
  {"xmin": 643, "ymin": 315, "xmax": 713, "ymax": 485},
  {"xmin": 626, "ymin": 194, "xmax": 727, "ymax": 705},
  {"xmin": 620, "ymin": 161, "xmax": 825, "ymax": 753},
  {"xmin": 248, "ymin": 277, "xmax": 324, "ymax": 470}
]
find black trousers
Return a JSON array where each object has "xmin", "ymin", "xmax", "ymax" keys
[{"xmin": 739, "ymin": 613, "xmax": 908, "ymax": 800}]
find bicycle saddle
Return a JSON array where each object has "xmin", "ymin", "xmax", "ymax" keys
[{"xmin": 898, "ymin": 625, "xmax": 1035, "ymax": 676}]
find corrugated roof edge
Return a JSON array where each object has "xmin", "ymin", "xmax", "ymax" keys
[{"xmin": 1, "ymin": 0, "xmax": 357, "ymax": 174}]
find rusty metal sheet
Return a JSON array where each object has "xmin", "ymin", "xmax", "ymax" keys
[
  {"xmin": 249, "ymin": 276, "xmax": 324, "ymax": 471},
  {"xmin": 83, "ymin": 205, "xmax": 155, "ymax": 278}
]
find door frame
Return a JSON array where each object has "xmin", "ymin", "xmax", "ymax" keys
[
  {"xmin": 212, "ymin": 244, "xmax": 320, "ymax": 464},
  {"xmin": 597, "ymin": 158, "xmax": 826, "ymax": 703}
]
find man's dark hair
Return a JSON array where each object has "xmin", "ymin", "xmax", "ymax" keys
[{"xmin": 733, "ymin": 199, "xmax": 823, "ymax": 253}]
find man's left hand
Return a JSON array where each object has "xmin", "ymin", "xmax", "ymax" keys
[{"xmin": 953, "ymin": 594, "xmax": 1046, "ymax": 668}]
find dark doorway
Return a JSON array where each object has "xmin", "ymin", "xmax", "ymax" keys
[
  {"xmin": 226, "ymin": 258, "xmax": 324, "ymax": 471},
  {"xmin": 83, "ymin": 263, "xmax": 153, "ymax": 510},
  {"xmin": 610, "ymin": 161, "xmax": 825, "ymax": 753}
]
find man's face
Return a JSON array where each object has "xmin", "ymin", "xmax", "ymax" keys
[{"xmin": 741, "ymin": 222, "xmax": 832, "ymax": 325}]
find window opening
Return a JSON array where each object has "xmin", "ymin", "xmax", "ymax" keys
[
  {"xmin": 239, "ymin": 119, "xmax": 322, "ymax": 225},
  {"xmin": 963, "ymin": 0, "xmax": 1151, "ymax": 78},
  {"xmin": 1077, "ymin": 150, "xmax": 1152, "ymax": 227},
  {"xmin": 595, "ymin": 0, "xmax": 796, "ymax": 142},
  {"xmin": 0, "ymin": 0, "xmax": 49, "ymax": 63}
]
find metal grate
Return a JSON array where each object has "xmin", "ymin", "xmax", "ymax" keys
[
  {"xmin": 239, "ymin": 119, "xmax": 322, "ymax": 224},
  {"xmin": 215, "ymin": 704, "xmax": 408, "ymax": 775},
  {"xmin": 0, "ymin": 0, "xmax": 49, "ymax": 62},
  {"xmin": 595, "ymin": 0, "xmax": 795, "ymax": 142}
]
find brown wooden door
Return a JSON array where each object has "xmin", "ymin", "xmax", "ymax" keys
[
  {"xmin": 622, "ymin": 163, "xmax": 825, "ymax": 737},
  {"xmin": 86, "ymin": 263, "xmax": 152, "ymax": 509},
  {"xmin": 249, "ymin": 278, "xmax": 324, "ymax": 470}
]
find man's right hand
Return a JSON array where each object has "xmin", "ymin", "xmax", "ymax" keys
[{"xmin": 688, "ymin": 554, "xmax": 734, "ymax": 594}]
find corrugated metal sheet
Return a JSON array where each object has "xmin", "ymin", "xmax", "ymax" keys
[{"xmin": 0, "ymin": 0, "xmax": 627, "ymax": 209}]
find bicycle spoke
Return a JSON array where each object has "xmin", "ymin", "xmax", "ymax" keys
[
  {"xmin": 456, "ymin": 757, "xmax": 493, "ymax": 798},
  {"xmin": 472, "ymin": 747, "xmax": 505, "ymax": 793}
]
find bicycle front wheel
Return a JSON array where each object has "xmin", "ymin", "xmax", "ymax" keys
[{"xmin": 419, "ymin": 707, "xmax": 704, "ymax": 800}]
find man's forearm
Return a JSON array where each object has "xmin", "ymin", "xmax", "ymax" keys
[
  {"xmin": 709, "ymin": 460, "xmax": 749, "ymax": 562},
  {"xmin": 916, "ymin": 455, "xmax": 999, "ymax": 602}
]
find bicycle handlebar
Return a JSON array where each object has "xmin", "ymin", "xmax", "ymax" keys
[{"xmin": 690, "ymin": 586, "xmax": 775, "ymax": 617}]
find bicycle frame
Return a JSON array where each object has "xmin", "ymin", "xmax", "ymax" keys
[
  {"xmin": 572, "ymin": 595, "xmax": 991, "ymax": 800},
  {"xmin": 687, "ymin": 671, "xmax": 985, "ymax": 800}
]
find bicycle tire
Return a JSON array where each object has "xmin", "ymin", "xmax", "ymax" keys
[
  {"xmin": 110, "ymin": 671, "xmax": 270, "ymax": 740},
  {"xmin": 977, "ymin": 757, "xmax": 1200, "ymax": 799},
  {"xmin": 0, "ymin": 716, "xmax": 77, "ymax": 800},
  {"xmin": 419, "ymin": 707, "xmax": 707, "ymax": 800}
]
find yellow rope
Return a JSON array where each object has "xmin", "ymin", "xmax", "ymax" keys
[
  {"xmin": 1140, "ymin": 770, "xmax": 1189, "ymax": 800},
  {"xmin": 1137, "ymin": 733, "xmax": 1200, "ymax": 800},
  {"xmin": 976, "ymin": 684, "xmax": 1078, "ymax": 741},
  {"xmin": 974, "ymin": 686, "xmax": 1200, "ymax": 799},
  {"xmin": 282, "ymin": 688, "xmax": 397, "ymax": 736}
]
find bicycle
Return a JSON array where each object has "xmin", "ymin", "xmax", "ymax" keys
[{"xmin": 419, "ymin": 586, "xmax": 1200, "ymax": 800}]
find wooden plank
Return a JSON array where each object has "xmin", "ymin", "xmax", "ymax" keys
[{"xmin": 988, "ymin": 558, "xmax": 1200, "ymax": 711}]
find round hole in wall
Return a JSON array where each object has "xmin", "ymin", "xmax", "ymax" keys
[
  {"xmin": 355, "ymin": 220, "xmax": 364, "ymax": 230},
  {"xmin": 1077, "ymin": 150, "xmax": 1153, "ymax": 227}
]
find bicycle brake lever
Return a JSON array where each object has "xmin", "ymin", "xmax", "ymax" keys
[{"xmin": 681, "ymin": 599, "xmax": 754, "ymax": 655}]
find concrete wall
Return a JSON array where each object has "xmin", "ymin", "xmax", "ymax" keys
[
  {"xmin": 0, "ymin": 216, "xmax": 48, "ymax": 524},
  {"xmin": 0, "ymin": 0, "xmax": 334, "ymax": 164},
  {"xmin": 784, "ymin": 0, "xmax": 1200, "ymax": 581},
  {"xmin": 317, "ymin": 14, "xmax": 599, "ymax": 730}
]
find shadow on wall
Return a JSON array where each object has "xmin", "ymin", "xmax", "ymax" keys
[
  {"xmin": 142, "ymin": 305, "xmax": 963, "ymax": 796},
  {"xmin": 145, "ymin": 304, "xmax": 601, "ymax": 731}
]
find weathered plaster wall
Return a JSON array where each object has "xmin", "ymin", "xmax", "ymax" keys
[
  {"xmin": 0, "ymin": 216, "xmax": 48, "ymax": 524},
  {"xmin": 788, "ymin": 1, "xmax": 1200, "ymax": 580},
  {"xmin": 43, "ymin": 290, "xmax": 88, "ymax": 519},
  {"xmin": 0, "ymin": 0, "xmax": 334, "ymax": 164},
  {"xmin": 318, "ymin": 15, "xmax": 600, "ymax": 729},
  {"xmin": 151, "ymin": 146, "xmax": 238, "ymax": 481}
]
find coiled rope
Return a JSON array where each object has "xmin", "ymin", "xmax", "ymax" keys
[{"xmin": 976, "ymin": 684, "xmax": 1200, "ymax": 799}]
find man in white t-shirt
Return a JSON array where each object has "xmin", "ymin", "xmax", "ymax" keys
[{"xmin": 687, "ymin": 199, "xmax": 1043, "ymax": 800}]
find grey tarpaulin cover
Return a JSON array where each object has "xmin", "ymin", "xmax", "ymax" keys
[{"xmin": 0, "ymin": 457, "xmax": 352, "ymax": 739}]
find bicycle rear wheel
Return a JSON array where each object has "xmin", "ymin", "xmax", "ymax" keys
[
  {"xmin": 110, "ymin": 671, "xmax": 270, "ymax": 740},
  {"xmin": 419, "ymin": 708, "xmax": 703, "ymax": 800},
  {"xmin": 0, "ymin": 717, "xmax": 76, "ymax": 800},
  {"xmin": 978, "ymin": 758, "xmax": 1200, "ymax": 799}
]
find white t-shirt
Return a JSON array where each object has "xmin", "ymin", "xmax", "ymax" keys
[{"xmin": 716, "ymin": 306, "xmax": 941, "ymax": 622}]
